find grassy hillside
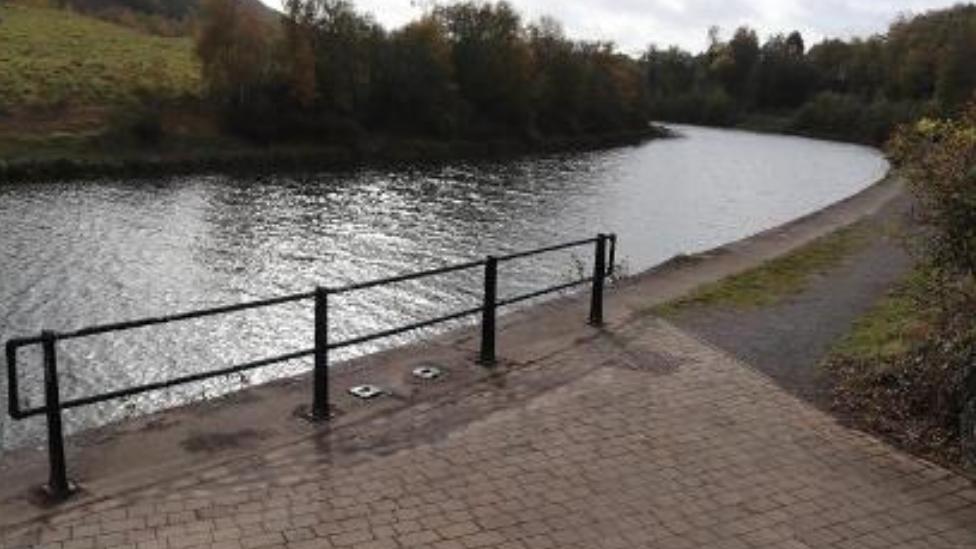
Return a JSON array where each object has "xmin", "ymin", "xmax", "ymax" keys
[{"xmin": 0, "ymin": 1, "xmax": 201, "ymax": 110}]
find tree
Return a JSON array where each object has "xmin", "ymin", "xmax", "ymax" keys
[
  {"xmin": 580, "ymin": 44, "xmax": 648, "ymax": 132},
  {"xmin": 528, "ymin": 17, "xmax": 586, "ymax": 134},
  {"xmin": 786, "ymin": 31, "xmax": 804, "ymax": 57},
  {"xmin": 754, "ymin": 32, "xmax": 816, "ymax": 109},
  {"xmin": 435, "ymin": 1, "xmax": 534, "ymax": 136},
  {"xmin": 935, "ymin": 32, "xmax": 976, "ymax": 113},
  {"xmin": 283, "ymin": 0, "xmax": 317, "ymax": 108},
  {"xmin": 376, "ymin": 16, "xmax": 459, "ymax": 135},
  {"xmin": 808, "ymin": 39, "xmax": 852, "ymax": 92},
  {"xmin": 303, "ymin": 0, "xmax": 384, "ymax": 119},
  {"xmin": 643, "ymin": 46, "xmax": 697, "ymax": 97},
  {"xmin": 712, "ymin": 26, "xmax": 760, "ymax": 103},
  {"xmin": 195, "ymin": 0, "xmax": 273, "ymax": 107}
]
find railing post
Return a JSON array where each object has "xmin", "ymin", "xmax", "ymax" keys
[
  {"xmin": 311, "ymin": 287, "xmax": 331, "ymax": 421},
  {"xmin": 589, "ymin": 234, "xmax": 607, "ymax": 327},
  {"xmin": 480, "ymin": 256, "xmax": 498, "ymax": 366},
  {"xmin": 41, "ymin": 330, "xmax": 72, "ymax": 500},
  {"xmin": 7, "ymin": 340, "xmax": 21, "ymax": 420}
]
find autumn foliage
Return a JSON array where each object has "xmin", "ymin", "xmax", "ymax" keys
[
  {"xmin": 644, "ymin": 5, "xmax": 976, "ymax": 144},
  {"xmin": 824, "ymin": 100, "xmax": 976, "ymax": 467},
  {"xmin": 891, "ymin": 103, "xmax": 976, "ymax": 274},
  {"xmin": 194, "ymin": 0, "xmax": 651, "ymax": 142}
]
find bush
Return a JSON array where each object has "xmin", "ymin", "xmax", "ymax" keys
[
  {"xmin": 791, "ymin": 93, "xmax": 923, "ymax": 144},
  {"xmin": 826, "ymin": 268, "xmax": 976, "ymax": 465},
  {"xmin": 890, "ymin": 104, "xmax": 976, "ymax": 274},
  {"xmin": 130, "ymin": 106, "xmax": 163, "ymax": 145},
  {"xmin": 219, "ymin": 90, "xmax": 367, "ymax": 146},
  {"xmin": 649, "ymin": 88, "xmax": 738, "ymax": 127},
  {"xmin": 849, "ymin": 99, "xmax": 976, "ymax": 467}
]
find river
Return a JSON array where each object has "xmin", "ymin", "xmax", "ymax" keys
[{"xmin": 0, "ymin": 124, "xmax": 889, "ymax": 451}]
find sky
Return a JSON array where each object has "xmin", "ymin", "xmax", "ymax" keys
[{"xmin": 258, "ymin": 0, "xmax": 962, "ymax": 54}]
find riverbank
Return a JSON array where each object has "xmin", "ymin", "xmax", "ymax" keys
[
  {"xmin": 730, "ymin": 113, "xmax": 880, "ymax": 146},
  {"xmin": 649, "ymin": 166, "xmax": 976, "ymax": 475},
  {"xmin": 656, "ymin": 185, "xmax": 914, "ymax": 407},
  {"xmin": 654, "ymin": 111, "xmax": 900, "ymax": 147},
  {"xmin": 0, "ymin": 169, "xmax": 904, "ymax": 527},
  {"xmin": 6, "ymin": 170, "xmax": 974, "ymax": 549},
  {"xmin": 0, "ymin": 126, "xmax": 672, "ymax": 183}
]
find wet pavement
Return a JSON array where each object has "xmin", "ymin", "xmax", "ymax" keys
[
  {"xmin": 4, "ymin": 175, "xmax": 974, "ymax": 549},
  {"xmin": 2, "ymin": 316, "xmax": 974, "ymax": 548}
]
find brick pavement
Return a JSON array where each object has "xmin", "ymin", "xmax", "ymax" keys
[{"xmin": 2, "ymin": 316, "xmax": 975, "ymax": 549}]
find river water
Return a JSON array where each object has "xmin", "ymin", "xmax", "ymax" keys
[{"xmin": 0, "ymin": 125, "xmax": 888, "ymax": 451}]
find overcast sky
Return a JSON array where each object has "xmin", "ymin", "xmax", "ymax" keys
[{"xmin": 259, "ymin": 0, "xmax": 962, "ymax": 54}]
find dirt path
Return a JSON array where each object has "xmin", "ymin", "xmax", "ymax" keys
[{"xmin": 666, "ymin": 189, "xmax": 915, "ymax": 407}]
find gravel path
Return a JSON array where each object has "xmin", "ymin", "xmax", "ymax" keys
[{"xmin": 668, "ymin": 191, "xmax": 916, "ymax": 408}]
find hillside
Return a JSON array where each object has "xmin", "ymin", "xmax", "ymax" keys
[
  {"xmin": 0, "ymin": 1, "xmax": 201, "ymax": 111},
  {"xmin": 67, "ymin": 0, "xmax": 277, "ymax": 26}
]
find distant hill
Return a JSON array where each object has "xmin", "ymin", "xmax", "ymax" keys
[
  {"xmin": 0, "ymin": 1, "xmax": 201, "ymax": 109},
  {"xmin": 63, "ymin": 0, "xmax": 278, "ymax": 33},
  {"xmin": 67, "ymin": 0, "xmax": 200, "ymax": 21}
]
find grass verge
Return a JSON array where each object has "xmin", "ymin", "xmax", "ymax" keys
[
  {"xmin": 823, "ymin": 266, "xmax": 976, "ymax": 470},
  {"xmin": 827, "ymin": 268, "xmax": 932, "ymax": 362},
  {"xmin": 0, "ymin": 1, "xmax": 199, "ymax": 109},
  {"xmin": 655, "ymin": 222, "xmax": 872, "ymax": 316}
]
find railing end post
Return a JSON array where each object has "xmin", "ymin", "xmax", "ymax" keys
[
  {"xmin": 40, "ymin": 330, "xmax": 75, "ymax": 501},
  {"xmin": 310, "ymin": 287, "xmax": 332, "ymax": 422},
  {"xmin": 479, "ymin": 256, "xmax": 498, "ymax": 367},
  {"xmin": 589, "ymin": 234, "xmax": 607, "ymax": 328}
]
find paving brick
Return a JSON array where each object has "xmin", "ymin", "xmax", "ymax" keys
[{"xmin": 3, "ymin": 320, "xmax": 975, "ymax": 549}]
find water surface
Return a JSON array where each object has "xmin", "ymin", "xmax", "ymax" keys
[{"xmin": 0, "ymin": 125, "xmax": 888, "ymax": 451}]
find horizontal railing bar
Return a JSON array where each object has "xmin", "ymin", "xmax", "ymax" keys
[
  {"xmin": 329, "ymin": 259, "xmax": 486, "ymax": 296},
  {"xmin": 9, "ymin": 238, "xmax": 598, "ymax": 346},
  {"xmin": 328, "ymin": 305, "xmax": 483, "ymax": 351},
  {"xmin": 6, "ymin": 336, "xmax": 44, "ymax": 348},
  {"xmin": 55, "ymin": 292, "xmax": 316, "ymax": 342},
  {"xmin": 7, "ymin": 341, "xmax": 24, "ymax": 419},
  {"xmin": 17, "ymin": 348, "xmax": 316, "ymax": 418},
  {"xmin": 496, "ymin": 237, "xmax": 597, "ymax": 263},
  {"xmin": 497, "ymin": 278, "xmax": 592, "ymax": 308},
  {"xmin": 6, "ymin": 236, "xmax": 614, "ymax": 423}
]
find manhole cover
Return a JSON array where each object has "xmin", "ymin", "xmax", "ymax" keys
[
  {"xmin": 412, "ymin": 366, "xmax": 443, "ymax": 380},
  {"xmin": 349, "ymin": 385, "xmax": 385, "ymax": 399}
]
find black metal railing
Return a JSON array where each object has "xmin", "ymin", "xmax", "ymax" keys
[{"xmin": 5, "ymin": 233, "xmax": 617, "ymax": 500}]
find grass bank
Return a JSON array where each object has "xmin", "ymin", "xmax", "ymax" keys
[
  {"xmin": 0, "ymin": 1, "xmax": 671, "ymax": 183},
  {"xmin": 0, "ymin": 2, "xmax": 199, "ymax": 109},
  {"xmin": 649, "ymin": 201, "xmax": 975, "ymax": 472},
  {"xmin": 824, "ymin": 266, "xmax": 976, "ymax": 470},
  {"xmin": 0, "ymin": 126, "xmax": 672, "ymax": 183},
  {"xmin": 654, "ymin": 221, "xmax": 873, "ymax": 316}
]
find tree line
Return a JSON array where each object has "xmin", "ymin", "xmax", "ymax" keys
[
  {"xmin": 644, "ymin": 4, "xmax": 976, "ymax": 144},
  {"xmin": 195, "ymin": 0, "xmax": 651, "ymax": 143},
  {"xmin": 195, "ymin": 0, "xmax": 976, "ymax": 146}
]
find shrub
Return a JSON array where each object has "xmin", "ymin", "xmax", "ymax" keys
[
  {"xmin": 859, "ymin": 99, "xmax": 976, "ymax": 466},
  {"xmin": 889, "ymin": 104, "xmax": 976, "ymax": 274},
  {"xmin": 130, "ymin": 106, "xmax": 163, "ymax": 145},
  {"xmin": 649, "ymin": 88, "xmax": 738, "ymax": 127},
  {"xmin": 826, "ymin": 268, "xmax": 976, "ymax": 465},
  {"xmin": 792, "ymin": 92, "xmax": 926, "ymax": 144}
]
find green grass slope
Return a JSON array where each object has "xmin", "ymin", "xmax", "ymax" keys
[{"xmin": 0, "ymin": 1, "xmax": 200, "ymax": 109}]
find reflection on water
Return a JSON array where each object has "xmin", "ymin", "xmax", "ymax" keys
[{"xmin": 0, "ymin": 125, "xmax": 888, "ymax": 451}]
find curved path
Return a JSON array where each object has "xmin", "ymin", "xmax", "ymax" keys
[
  {"xmin": 668, "ymin": 184, "xmax": 915, "ymax": 408},
  {"xmin": 2, "ymin": 175, "xmax": 975, "ymax": 548}
]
